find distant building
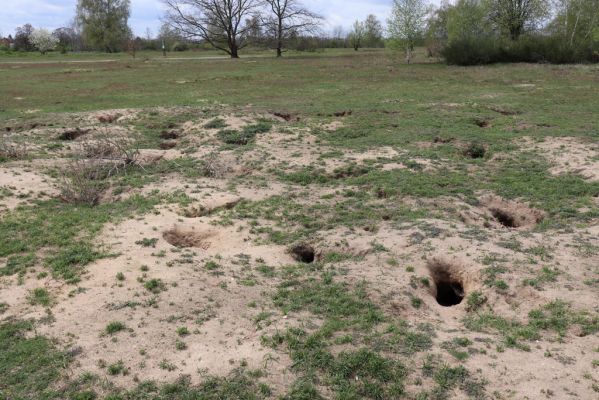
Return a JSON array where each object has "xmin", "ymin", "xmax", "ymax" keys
[{"xmin": 0, "ymin": 35, "xmax": 15, "ymax": 49}]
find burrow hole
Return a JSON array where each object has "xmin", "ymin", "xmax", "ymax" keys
[
  {"xmin": 290, "ymin": 244, "xmax": 315, "ymax": 263},
  {"xmin": 427, "ymin": 259, "xmax": 465, "ymax": 307},
  {"xmin": 490, "ymin": 208, "xmax": 518, "ymax": 228}
]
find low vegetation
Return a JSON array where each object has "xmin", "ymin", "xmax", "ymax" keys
[{"xmin": 0, "ymin": 49, "xmax": 597, "ymax": 399}]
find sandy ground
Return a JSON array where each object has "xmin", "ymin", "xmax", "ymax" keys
[{"xmin": 1, "ymin": 108, "xmax": 598, "ymax": 399}]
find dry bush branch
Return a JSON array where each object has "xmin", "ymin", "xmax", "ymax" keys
[
  {"xmin": 59, "ymin": 159, "xmax": 110, "ymax": 206},
  {"xmin": 199, "ymin": 152, "xmax": 230, "ymax": 178},
  {"xmin": 80, "ymin": 133, "xmax": 142, "ymax": 174},
  {"xmin": 61, "ymin": 133, "xmax": 142, "ymax": 205},
  {"xmin": 0, "ymin": 142, "xmax": 28, "ymax": 161}
]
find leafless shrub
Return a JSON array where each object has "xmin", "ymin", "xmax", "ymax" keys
[
  {"xmin": 61, "ymin": 135, "xmax": 142, "ymax": 206},
  {"xmin": 198, "ymin": 152, "xmax": 229, "ymax": 178},
  {"xmin": 80, "ymin": 135, "xmax": 141, "ymax": 173},
  {"xmin": 0, "ymin": 142, "xmax": 28, "ymax": 161},
  {"xmin": 59, "ymin": 159, "xmax": 110, "ymax": 206}
]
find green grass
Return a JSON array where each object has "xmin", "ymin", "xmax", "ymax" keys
[
  {"xmin": 28, "ymin": 288, "xmax": 52, "ymax": 306},
  {"xmin": 265, "ymin": 270, "xmax": 475, "ymax": 398},
  {"xmin": 464, "ymin": 300, "xmax": 598, "ymax": 350},
  {"xmin": 0, "ymin": 317, "xmax": 272, "ymax": 399},
  {"xmin": 216, "ymin": 121, "xmax": 272, "ymax": 145},
  {"xmin": 0, "ymin": 196, "xmax": 159, "ymax": 283},
  {"xmin": 1, "ymin": 49, "xmax": 597, "ymax": 399},
  {"xmin": 0, "ymin": 320, "xmax": 69, "ymax": 400}
]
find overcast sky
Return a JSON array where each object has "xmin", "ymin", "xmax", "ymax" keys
[{"xmin": 0, "ymin": 0, "xmax": 394, "ymax": 38}]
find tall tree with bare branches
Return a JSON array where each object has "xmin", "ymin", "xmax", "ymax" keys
[
  {"xmin": 263, "ymin": 0, "xmax": 322, "ymax": 57},
  {"xmin": 162, "ymin": 0, "xmax": 260, "ymax": 58}
]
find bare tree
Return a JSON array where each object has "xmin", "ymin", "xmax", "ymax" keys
[
  {"xmin": 162, "ymin": 0, "xmax": 260, "ymax": 58},
  {"xmin": 263, "ymin": 0, "xmax": 322, "ymax": 57}
]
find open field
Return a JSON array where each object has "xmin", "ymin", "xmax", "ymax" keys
[{"xmin": 1, "ymin": 51, "xmax": 598, "ymax": 400}]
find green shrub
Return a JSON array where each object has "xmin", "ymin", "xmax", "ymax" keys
[
  {"xmin": 105, "ymin": 321, "xmax": 127, "ymax": 335},
  {"xmin": 443, "ymin": 35, "xmax": 599, "ymax": 65}
]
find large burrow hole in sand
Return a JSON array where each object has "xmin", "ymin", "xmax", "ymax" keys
[
  {"xmin": 490, "ymin": 208, "xmax": 518, "ymax": 228},
  {"xmin": 162, "ymin": 227, "xmax": 212, "ymax": 249},
  {"xmin": 290, "ymin": 244, "xmax": 315, "ymax": 263},
  {"xmin": 480, "ymin": 195, "xmax": 545, "ymax": 229},
  {"xmin": 427, "ymin": 258, "xmax": 466, "ymax": 307}
]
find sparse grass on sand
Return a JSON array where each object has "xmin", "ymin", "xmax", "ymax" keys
[{"xmin": 0, "ymin": 49, "xmax": 598, "ymax": 399}]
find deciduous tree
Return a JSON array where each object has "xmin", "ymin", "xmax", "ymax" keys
[
  {"xmin": 14, "ymin": 24, "xmax": 34, "ymax": 51},
  {"xmin": 489, "ymin": 0, "xmax": 549, "ymax": 40},
  {"xmin": 263, "ymin": 0, "xmax": 322, "ymax": 57},
  {"xmin": 348, "ymin": 20, "xmax": 365, "ymax": 51},
  {"xmin": 162, "ymin": 0, "xmax": 260, "ymax": 58},
  {"xmin": 388, "ymin": 0, "xmax": 431, "ymax": 63},
  {"xmin": 30, "ymin": 28, "xmax": 59, "ymax": 54},
  {"xmin": 76, "ymin": 0, "xmax": 132, "ymax": 52},
  {"xmin": 363, "ymin": 14, "xmax": 384, "ymax": 47}
]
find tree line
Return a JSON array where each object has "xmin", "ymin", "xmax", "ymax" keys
[{"xmin": 1, "ymin": 0, "xmax": 598, "ymax": 64}]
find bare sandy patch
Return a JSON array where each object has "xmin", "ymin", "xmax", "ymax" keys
[
  {"xmin": 0, "ymin": 166, "xmax": 58, "ymax": 211},
  {"xmin": 527, "ymin": 136, "xmax": 599, "ymax": 180}
]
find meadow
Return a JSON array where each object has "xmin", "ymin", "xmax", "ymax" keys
[{"xmin": 0, "ymin": 49, "xmax": 598, "ymax": 399}]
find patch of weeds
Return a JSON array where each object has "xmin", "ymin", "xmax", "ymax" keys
[
  {"xmin": 465, "ymin": 300, "xmax": 598, "ymax": 349},
  {"xmin": 46, "ymin": 243, "xmax": 106, "ymax": 284},
  {"xmin": 116, "ymin": 272, "xmax": 125, "ymax": 281},
  {"xmin": 273, "ymin": 274, "xmax": 383, "ymax": 329},
  {"xmin": 135, "ymin": 238, "xmax": 158, "ymax": 248},
  {"xmin": 0, "ymin": 197, "xmax": 158, "ymax": 283},
  {"xmin": 370, "ymin": 324, "xmax": 434, "ymax": 356},
  {"xmin": 320, "ymin": 252, "xmax": 357, "ymax": 264},
  {"xmin": 523, "ymin": 266, "xmax": 560, "ymax": 289},
  {"xmin": 217, "ymin": 129, "xmax": 256, "ymax": 145},
  {"xmin": 28, "ymin": 288, "xmax": 52, "ymax": 307},
  {"xmin": 282, "ymin": 380, "xmax": 325, "ymax": 400},
  {"xmin": 176, "ymin": 327, "xmax": 189, "ymax": 336},
  {"xmin": 205, "ymin": 261, "xmax": 221, "ymax": 271},
  {"xmin": 203, "ymin": 118, "xmax": 227, "ymax": 129},
  {"xmin": 256, "ymin": 264, "xmax": 276, "ymax": 277},
  {"xmin": 267, "ymin": 273, "xmax": 421, "ymax": 398},
  {"xmin": 158, "ymin": 359, "xmax": 177, "ymax": 371},
  {"xmin": 243, "ymin": 121, "xmax": 272, "ymax": 134},
  {"xmin": 465, "ymin": 291, "xmax": 487, "ymax": 312},
  {"xmin": 175, "ymin": 340, "xmax": 187, "ymax": 351},
  {"xmin": 0, "ymin": 320, "xmax": 71, "ymax": 399},
  {"xmin": 441, "ymin": 337, "xmax": 473, "ymax": 361},
  {"xmin": 0, "ymin": 253, "xmax": 36, "ymax": 277},
  {"xmin": 410, "ymin": 295, "xmax": 423, "ymax": 308},
  {"xmin": 328, "ymin": 348, "xmax": 407, "ymax": 398},
  {"xmin": 253, "ymin": 311, "xmax": 273, "ymax": 329},
  {"xmin": 144, "ymin": 278, "xmax": 166, "ymax": 294},
  {"xmin": 107, "ymin": 360, "xmax": 125, "ymax": 375},
  {"xmin": 105, "ymin": 321, "xmax": 127, "ymax": 335},
  {"xmin": 0, "ymin": 302, "xmax": 8, "ymax": 314},
  {"xmin": 114, "ymin": 371, "xmax": 270, "ymax": 399}
]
